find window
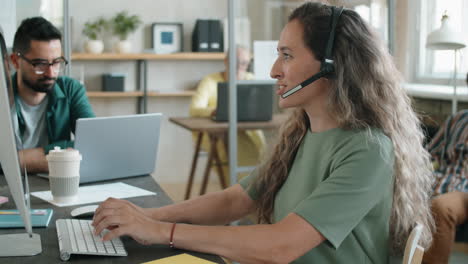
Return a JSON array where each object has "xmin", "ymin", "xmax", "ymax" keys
[
  {"xmin": 412, "ymin": 0, "xmax": 467, "ymax": 84},
  {"xmin": 16, "ymin": 0, "xmax": 63, "ymax": 30},
  {"xmin": 351, "ymin": 0, "xmax": 389, "ymax": 47},
  {"xmin": 39, "ymin": 0, "xmax": 63, "ymax": 29}
]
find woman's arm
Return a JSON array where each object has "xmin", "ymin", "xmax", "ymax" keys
[
  {"xmin": 94, "ymin": 205, "xmax": 325, "ymax": 264},
  {"xmin": 92, "ymin": 184, "xmax": 256, "ymax": 229},
  {"xmin": 170, "ymin": 213, "xmax": 325, "ymax": 264},
  {"xmin": 145, "ymin": 184, "xmax": 256, "ymax": 225}
]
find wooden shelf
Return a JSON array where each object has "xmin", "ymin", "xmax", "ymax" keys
[
  {"xmin": 87, "ymin": 91, "xmax": 142, "ymax": 97},
  {"xmin": 147, "ymin": 91, "xmax": 196, "ymax": 97},
  {"xmin": 72, "ymin": 52, "xmax": 224, "ymax": 61},
  {"xmin": 87, "ymin": 91, "xmax": 195, "ymax": 98}
]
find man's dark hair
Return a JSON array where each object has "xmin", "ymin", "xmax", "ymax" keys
[{"xmin": 13, "ymin": 17, "xmax": 62, "ymax": 54}]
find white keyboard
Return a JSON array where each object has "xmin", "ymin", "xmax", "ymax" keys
[{"xmin": 56, "ymin": 219, "xmax": 127, "ymax": 261}]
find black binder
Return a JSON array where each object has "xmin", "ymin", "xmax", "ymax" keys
[
  {"xmin": 192, "ymin": 19, "xmax": 210, "ymax": 52},
  {"xmin": 192, "ymin": 19, "xmax": 223, "ymax": 52},
  {"xmin": 208, "ymin": 19, "xmax": 223, "ymax": 52}
]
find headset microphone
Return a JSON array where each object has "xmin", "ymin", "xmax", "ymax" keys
[
  {"xmin": 281, "ymin": 6, "xmax": 343, "ymax": 99},
  {"xmin": 281, "ymin": 68, "xmax": 330, "ymax": 98}
]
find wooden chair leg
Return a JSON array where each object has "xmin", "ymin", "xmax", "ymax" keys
[
  {"xmin": 214, "ymin": 152, "xmax": 228, "ymax": 189},
  {"xmin": 199, "ymin": 135, "xmax": 216, "ymax": 195},
  {"xmin": 184, "ymin": 132, "xmax": 203, "ymax": 200},
  {"xmin": 213, "ymin": 138, "xmax": 227, "ymax": 189}
]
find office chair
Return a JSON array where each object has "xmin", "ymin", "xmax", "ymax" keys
[{"xmin": 402, "ymin": 224, "xmax": 425, "ymax": 264}]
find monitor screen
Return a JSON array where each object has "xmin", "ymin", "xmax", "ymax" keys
[
  {"xmin": 0, "ymin": 27, "xmax": 41, "ymax": 256},
  {"xmin": 0, "ymin": 28, "xmax": 35, "ymax": 238},
  {"xmin": 215, "ymin": 82, "xmax": 274, "ymax": 122}
]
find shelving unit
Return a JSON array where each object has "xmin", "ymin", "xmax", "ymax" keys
[
  {"xmin": 86, "ymin": 91, "xmax": 196, "ymax": 98},
  {"xmin": 72, "ymin": 52, "xmax": 224, "ymax": 61},
  {"xmin": 86, "ymin": 91, "xmax": 142, "ymax": 98},
  {"xmin": 73, "ymin": 52, "xmax": 223, "ymax": 112},
  {"xmin": 147, "ymin": 91, "xmax": 196, "ymax": 97}
]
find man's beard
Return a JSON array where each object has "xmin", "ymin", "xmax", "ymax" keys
[{"xmin": 23, "ymin": 75, "xmax": 56, "ymax": 94}]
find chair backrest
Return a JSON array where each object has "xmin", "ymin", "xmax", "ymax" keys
[{"xmin": 402, "ymin": 224, "xmax": 425, "ymax": 264}]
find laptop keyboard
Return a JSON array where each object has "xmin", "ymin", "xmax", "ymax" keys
[{"xmin": 56, "ymin": 219, "xmax": 127, "ymax": 261}]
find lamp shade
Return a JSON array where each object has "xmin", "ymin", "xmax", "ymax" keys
[{"xmin": 426, "ymin": 14, "xmax": 466, "ymax": 50}]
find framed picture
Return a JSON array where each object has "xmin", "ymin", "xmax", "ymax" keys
[{"xmin": 152, "ymin": 23, "xmax": 183, "ymax": 54}]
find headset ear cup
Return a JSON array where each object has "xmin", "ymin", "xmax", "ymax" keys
[{"xmin": 320, "ymin": 61, "xmax": 335, "ymax": 78}]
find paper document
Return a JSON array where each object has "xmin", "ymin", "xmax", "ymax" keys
[
  {"xmin": 31, "ymin": 182, "xmax": 156, "ymax": 207},
  {"xmin": 142, "ymin": 253, "xmax": 217, "ymax": 264}
]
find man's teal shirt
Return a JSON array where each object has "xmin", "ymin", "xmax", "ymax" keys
[{"xmin": 12, "ymin": 73, "xmax": 95, "ymax": 153}]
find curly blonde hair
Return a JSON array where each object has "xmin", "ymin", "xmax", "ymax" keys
[{"xmin": 252, "ymin": 2, "xmax": 434, "ymax": 254}]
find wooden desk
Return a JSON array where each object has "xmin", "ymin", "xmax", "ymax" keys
[
  {"xmin": 0, "ymin": 175, "xmax": 225, "ymax": 264},
  {"xmin": 169, "ymin": 114, "xmax": 287, "ymax": 199}
]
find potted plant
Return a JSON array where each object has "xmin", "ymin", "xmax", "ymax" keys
[
  {"xmin": 110, "ymin": 11, "xmax": 142, "ymax": 53},
  {"xmin": 82, "ymin": 17, "xmax": 107, "ymax": 54}
]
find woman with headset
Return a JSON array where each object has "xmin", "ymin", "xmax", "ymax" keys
[{"xmin": 92, "ymin": 2, "xmax": 434, "ymax": 263}]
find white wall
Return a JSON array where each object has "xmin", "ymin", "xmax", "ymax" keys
[
  {"xmin": 16, "ymin": 0, "xmax": 41, "ymax": 25},
  {"xmin": 0, "ymin": 0, "xmax": 16, "ymax": 48}
]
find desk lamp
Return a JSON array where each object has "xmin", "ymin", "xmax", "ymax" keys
[{"xmin": 426, "ymin": 12, "xmax": 466, "ymax": 114}]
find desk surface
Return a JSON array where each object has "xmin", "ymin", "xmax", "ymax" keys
[
  {"xmin": 0, "ymin": 175, "xmax": 225, "ymax": 264},
  {"xmin": 169, "ymin": 114, "xmax": 288, "ymax": 133}
]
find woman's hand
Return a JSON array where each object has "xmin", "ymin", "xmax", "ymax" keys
[{"xmin": 92, "ymin": 198, "xmax": 166, "ymax": 245}]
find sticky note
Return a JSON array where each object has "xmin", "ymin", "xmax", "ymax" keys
[
  {"xmin": 142, "ymin": 253, "xmax": 218, "ymax": 264},
  {"xmin": 0, "ymin": 196, "xmax": 8, "ymax": 205}
]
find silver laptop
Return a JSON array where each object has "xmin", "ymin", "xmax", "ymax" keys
[
  {"xmin": 39, "ymin": 113, "xmax": 162, "ymax": 183},
  {"xmin": 214, "ymin": 82, "xmax": 274, "ymax": 122},
  {"xmin": 75, "ymin": 113, "xmax": 161, "ymax": 183}
]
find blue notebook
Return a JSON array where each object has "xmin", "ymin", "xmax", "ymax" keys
[{"xmin": 0, "ymin": 209, "xmax": 54, "ymax": 228}]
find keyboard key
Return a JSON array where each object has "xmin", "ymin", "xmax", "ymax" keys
[
  {"xmin": 104, "ymin": 240, "xmax": 116, "ymax": 254},
  {"xmin": 65, "ymin": 219, "xmax": 78, "ymax": 252},
  {"xmin": 72, "ymin": 219, "xmax": 88, "ymax": 252},
  {"xmin": 56, "ymin": 219, "xmax": 127, "ymax": 257},
  {"xmin": 82, "ymin": 222, "xmax": 97, "ymax": 253}
]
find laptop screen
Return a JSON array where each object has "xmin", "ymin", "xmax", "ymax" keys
[
  {"xmin": 215, "ymin": 82, "xmax": 274, "ymax": 122},
  {"xmin": 74, "ymin": 113, "xmax": 162, "ymax": 183}
]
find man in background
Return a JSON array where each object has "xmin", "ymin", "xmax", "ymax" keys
[
  {"xmin": 9, "ymin": 17, "xmax": 94, "ymax": 173},
  {"xmin": 422, "ymin": 75, "xmax": 468, "ymax": 263},
  {"xmin": 189, "ymin": 45, "xmax": 266, "ymax": 187}
]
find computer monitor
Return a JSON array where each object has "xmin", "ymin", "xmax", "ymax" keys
[
  {"xmin": 214, "ymin": 82, "xmax": 274, "ymax": 122},
  {"xmin": 0, "ymin": 28, "xmax": 41, "ymax": 256}
]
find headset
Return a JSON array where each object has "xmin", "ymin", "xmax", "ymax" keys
[{"xmin": 281, "ymin": 6, "xmax": 344, "ymax": 99}]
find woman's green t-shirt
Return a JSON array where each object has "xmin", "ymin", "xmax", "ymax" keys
[{"xmin": 240, "ymin": 128, "xmax": 394, "ymax": 263}]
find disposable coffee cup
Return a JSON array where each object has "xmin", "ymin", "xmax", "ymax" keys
[{"xmin": 46, "ymin": 146, "xmax": 82, "ymax": 203}]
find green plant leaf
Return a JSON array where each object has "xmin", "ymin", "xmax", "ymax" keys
[
  {"xmin": 111, "ymin": 11, "xmax": 142, "ymax": 40},
  {"xmin": 82, "ymin": 16, "xmax": 108, "ymax": 40}
]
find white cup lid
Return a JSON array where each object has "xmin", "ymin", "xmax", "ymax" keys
[{"xmin": 46, "ymin": 146, "xmax": 82, "ymax": 162}]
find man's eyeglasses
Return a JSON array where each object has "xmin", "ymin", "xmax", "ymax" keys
[{"xmin": 17, "ymin": 53, "xmax": 68, "ymax": 75}]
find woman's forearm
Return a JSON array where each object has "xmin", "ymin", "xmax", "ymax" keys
[
  {"xmin": 146, "ymin": 184, "xmax": 255, "ymax": 225},
  {"xmin": 157, "ymin": 213, "xmax": 325, "ymax": 264}
]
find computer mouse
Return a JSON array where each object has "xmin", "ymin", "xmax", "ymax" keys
[{"xmin": 70, "ymin": 204, "xmax": 99, "ymax": 218}]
